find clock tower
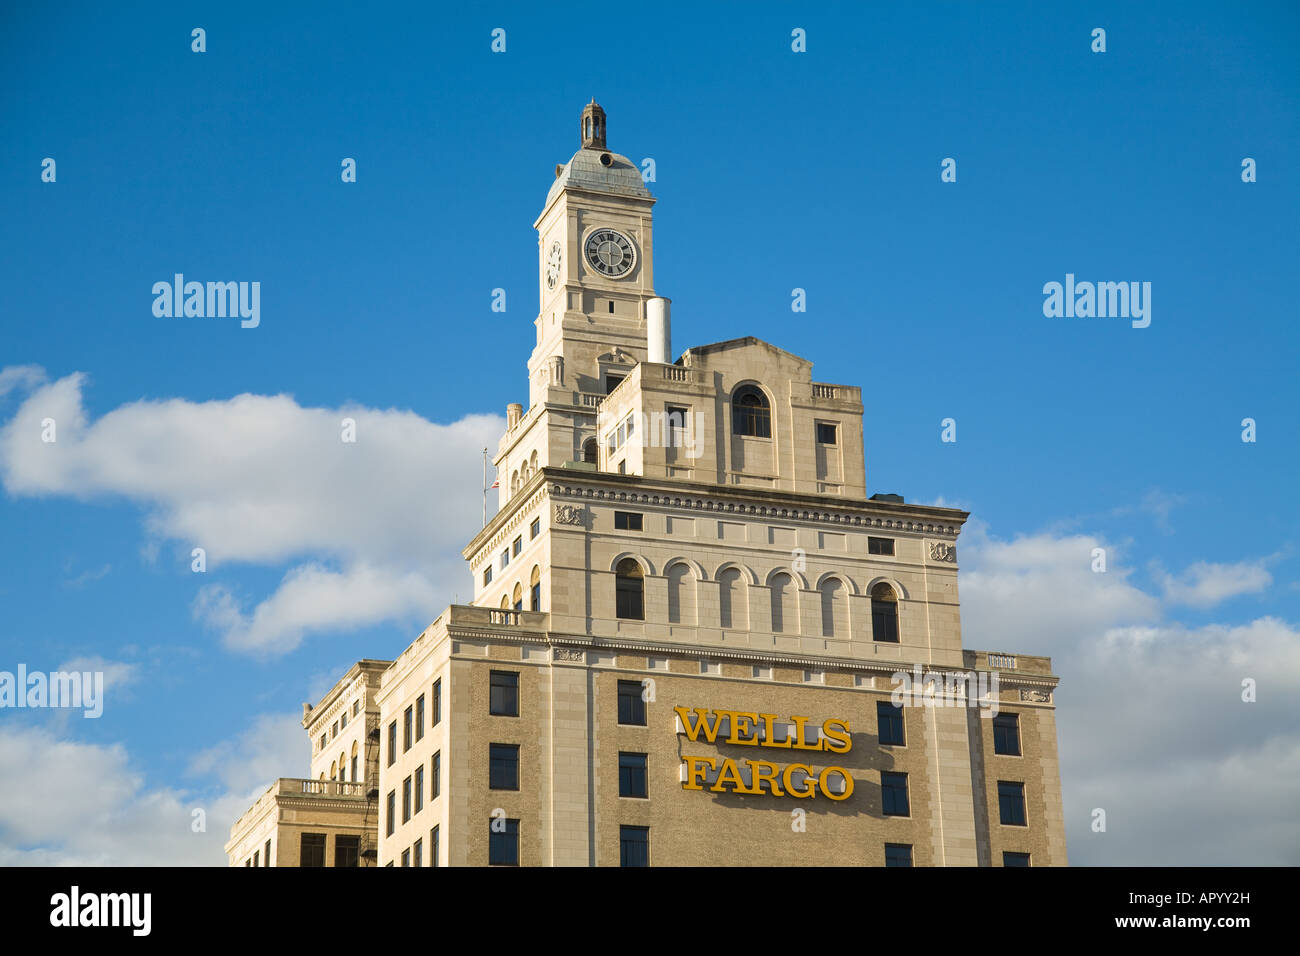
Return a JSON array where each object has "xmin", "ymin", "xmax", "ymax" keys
[{"xmin": 495, "ymin": 101, "xmax": 666, "ymax": 505}]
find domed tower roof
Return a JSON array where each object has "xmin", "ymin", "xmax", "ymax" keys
[{"xmin": 546, "ymin": 101, "xmax": 653, "ymax": 206}]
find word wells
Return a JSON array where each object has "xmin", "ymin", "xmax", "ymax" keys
[{"xmin": 673, "ymin": 706, "xmax": 854, "ymax": 801}]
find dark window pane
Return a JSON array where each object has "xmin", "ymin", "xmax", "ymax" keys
[
  {"xmin": 403, "ymin": 706, "xmax": 413, "ymax": 752},
  {"xmin": 489, "ymin": 819, "xmax": 519, "ymax": 866},
  {"xmin": 433, "ymin": 679, "xmax": 442, "ymax": 725},
  {"xmin": 1003, "ymin": 851, "xmax": 1031, "ymax": 867},
  {"xmin": 615, "ymin": 559, "xmax": 644, "ymax": 620},
  {"xmin": 884, "ymin": 843, "xmax": 912, "ymax": 867},
  {"xmin": 614, "ymin": 511, "xmax": 643, "ymax": 531},
  {"xmin": 334, "ymin": 835, "xmax": 359, "ymax": 868},
  {"xmin": 872, "ymin": 600, "xmax": 899, "ymax": 643},
  {"xmin": 402, "ymin": 776, "xmax": 411, "ymax": 822},
  {"xmin": 617, "ymin": 680, "xmax": 647, "ymax": 725},
  {"xmin": 490, "ymin": 671, "xmax": 519, "ymax": 716},
  {"xmin": 993, "ymin": 713, "xmax": 1021, "ymax": 756},
  {"xmin": 300, "ymin": 833, "xmax": 326, "ymax": 868},
  {"xmin": 732, "ymin": 386, "xmax": 771, "ymax": 438},
  {"xmin": 432, "ymin": 751, "xmax": 441, "ymax": 799},
  {"xmin": 620, "ymin": 826, "xmax": 649, "ymax": 867},
  {"xmin": 415, "ymin": 695, "xmax": 425, "ymax": 741},
  {"xmin": 489, "ymin": 743, "xmax": 519, "ymax": 791},
  {"xmin": 868, "ymin": 537, "xmax": 895, "ymax": 556},
  {"xmin": 387, "ymin": 721, "xmax": 397, "ymax": 765},
  {"xmin": 431, "ymin": 826, "xmax": 440, "ymax": 867},
  {"xmin": 877, "ymin": 700, "xmax": 906, "ymax": 746},
  {"xmin": 816, "ymin": 422, "xmax": 837, "ymax": 445},
  {"xmin": 385, "ymin": 791, "xmax": 395, "ymax": 836},
  {"xmin": 882, "ymin": 772, "xmax": 910, "ymax": 817},
  {"xmin": 998, "ymin": 781, "xmax": 1027, "ymax": 826},
  {"xmin": 619, "ymin": 752, "xmax": 648, "ymax": 798}
]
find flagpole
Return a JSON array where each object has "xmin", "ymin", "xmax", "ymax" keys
[{"xmin": 482, "ymin": 448, "xmax": 487, "ymax": 525}]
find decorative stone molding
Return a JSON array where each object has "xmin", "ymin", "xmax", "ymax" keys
[
  {"xmin": 554, "ymin": 504, "xmax": 586, "ymax": 526},
  {"xmin": 929, "ymin": 542, "xmax": 957, "ymax": 562},
  {"xmin": 547, "ymin": 482, "xmax": 961, "ymax": 536},
  {"xmin": 1019, "ymin": 688, "xmax": 1052, "ymax": 703},
  {"xmin": 552, "ymin": 647, "xmax": 585, "ymax": 663}
]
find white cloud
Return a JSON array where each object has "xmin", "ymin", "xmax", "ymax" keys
[
  {"xmin": 0, "ymin": 364, "xmax": 47, "ymax": 399},
  {"xmin": 0, "ymin": 368, "xmax": 504, "ymax": 655},
  {"xmin": 960, "ymin": 529, "xmax": 1300, "ymax": 865},
  {"xmin": 1154, "ymin": 559, "xmax": 1273, "ymax": 608},
  {"xmin": 0, "ymin": 713, "xmax": 304, "ymax": 865}
]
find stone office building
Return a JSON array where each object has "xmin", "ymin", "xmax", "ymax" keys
[{"xmin": 227, "ymin": 102, "xmax": 1066, "ymax": 868}]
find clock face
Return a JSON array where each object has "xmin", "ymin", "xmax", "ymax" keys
[
  {"xmin": 546, "ymin": 240, "xmax": 562, "ymax": 290},
  {"xmin": 584, "ymin": 228, "xmax": 636, "ymax": 278}
]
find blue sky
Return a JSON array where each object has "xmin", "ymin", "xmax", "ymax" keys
[{"xmin": 1, "ymin": 1, "xmax": 1297, "ymax": 864}]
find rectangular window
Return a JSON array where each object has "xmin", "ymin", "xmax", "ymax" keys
[
  {"xmin": 253, "ymin": 850, "xmax": 259, "ymax": 867},
  {"xmin": 666, "ymin": 405, "xmax": 689, "ymax": 447},
  {"xmin": 1003, "ymin": 851, "xmax": 1031, "ymax": 867},
  {"xmin": 489, "ymin": 743, "xmax": 520, "ymax": 790},
  {"xmin": 614, "ymin": 511, "xmax": 643, "ymax": 531},
  {"xmin": 319, "ymin": 733, "xmax": 326, "ymax": 752},
  {"xmin": 387, "ymin": 721, "xmax": 396, "ymax": 766},
  {"xmin": 431, "ymin": 751, "xmax": 441, "ymax": 799},
  {"xmin": 402, "ymin": 776, "xmax": 412, "ymax": 822},
  {"xmin": 489, "ymin": 819, "xmax": 519, "ymax": 866},
  {"xmin": 414, "ymin": 765, "xmax": 424, "ymax": 814},
  {"xmin": 415, "ymin": 694, "xmax": 425, "ymax": 741},
  {"xmin": 872, "ymin": 597, "xmax": 899, "ymax": 643},
  {"xmin": 617, "ymin": 679, "xmax": 647, "ymax": 726},
  {"xmin": 618, "ymin": 752, "xmax": 648, "ymax": 798},
  {"xmin": 816, "ymin": 422, "xmax": 837, "ymax": 445},
  {"xmin": 877, "ymin": 700, "xmax": 906, "ymax": 746},
  {"xmin": 882, "ymin": 771, "xmax": 910, "ymax": 817},
  {"xmin": 512, "ymin": 535, "xmax": 522, "ymax": 556},
  {"xmin": 331, "ymin": 720, "xmax": 338, "ymax": 740},
  {"xmin": 430, "ymin": 825, "xmax": 440, "ymax": 867},
  {"xmin": 350, "ymin": 754, "xmax": 358, "ymax": 782},
  {"xmin": 530, "ymin": 517, "xmax": 540, "ymax": 539},
  {"xmin": 500, "ymin": 548, "xmax": 509, "ymax": 569},
  {"xmin": 604, "ymin": 374, "xmax": 624, "ymax": 394},
  {"xmin": 993, "ymin": 713, "xmax": 1021, "ymax": 756},
  {"xmin": 300, "ymin": 833, "xmax": 326, "ymax": 868},
  {"xmin": 413, "ymin": 838, "xmax": 423, "ymax": 868},
  {"xmin": 620, "ymin": 826, "xmax": 649, "ymax": 867},
  {"xmin": 531, "ymin": 579, "xmax": 541, "ymax": 611},
  {"xmin": 386, "ymin": 791, "xmax": 395, "ymax": 836},
  {"xmin": 483, "ymin": 566, "xmax": 492, "ymax": 586},
  {"xmin": 340, "ymin": 711, "xmax": 347, "ymax": 730},
  {"xmin": 884, "ymin": 843, "xmax": 913, "ymax": 867},
  {"xmin": 489, "ymin": 670, "xmax": 519, "ymax": 716},
  {"xmin": 352, "ymin": 700, "xmax": 359, "ymax": 717},
  {"xmin": 433, "ymin": 679, "xmax": 442, "ymax": 725},
  {"xmin": 334, "ymin": 835, "xmax": 359, "ymax": 868},
  {"xmin": 264, "ymin": 839, "xmax": 271, "ymax": 867},
  {"xmin": 998, "ymin": 781, "xmax": 1027, "ymax": 826},
  {"xmin": 868, "ymin": 536, "xmax": 895, "ymax": 556},
  {"xmin": 401, "ymin": 848, "xmax": 410, "ymax": 868},
  {"xmin": 403, "ymin": 705, "xmax": 413, "ymax": 752}
]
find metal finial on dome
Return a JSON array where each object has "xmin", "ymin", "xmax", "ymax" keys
[{"xmin": 580, "ymin": 100, "xmax": 607, "ymax": 150}]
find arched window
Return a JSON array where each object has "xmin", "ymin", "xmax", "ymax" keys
[
  {"xmin": 770, "ymin": 573, "xmax": 796, "ymax": 633},
  {"xmin": 871, "ymin": 583, "xmax": 900, "ymax": 643},
  {"xmin": 719, "ymin": 567, "xmax": 748, "ymax": 630},
  {"xmin": 529, "ymin": 450, "xmax": 539, "ymax": 472},
  {"xmin": 338, "ymin": 752, "xmax": 347, "ymax": 782},
  {"xmin": 329, "ymin": 761, "xmax": 337, "ymax": 780},
  {"xmin": 513, "ymin": 582, "xmax": 523, "ymax": 611},
  {"xmin": 732, "ymin": 385, "xmax": 771, "ymax": 438},
  {"xmin": 582, "ymin": 438, "xmax": 598, "ymax": 464},
  {"xmin": 667, "ymin": 563, "xmax": 696, "ymax": 625},
  {"xmin": 615, "ymin": 558, "xmax": 644, "ymax": 620},
  {"xmin": 530, "ymin": 565, "xmax": 541, "ymax": 611},
  {"xmin": 511, "ymin": 470, "xmax": 520, "ymax": 494},
  {"xmin": 500, "ymin": 594, "xmax": 509, "ymax": 609},
  {"xmin": 820, "ymin": 577, "xmax": 848, "ymax": 638},
  {"xmin": 350, "ymin": 741, "xmax": 359, "ymax": 784}
]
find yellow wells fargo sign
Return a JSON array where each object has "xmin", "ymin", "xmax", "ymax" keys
[{"xmin": 674, "ymin": 706, "xmax": 854, "ymax": 801}]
